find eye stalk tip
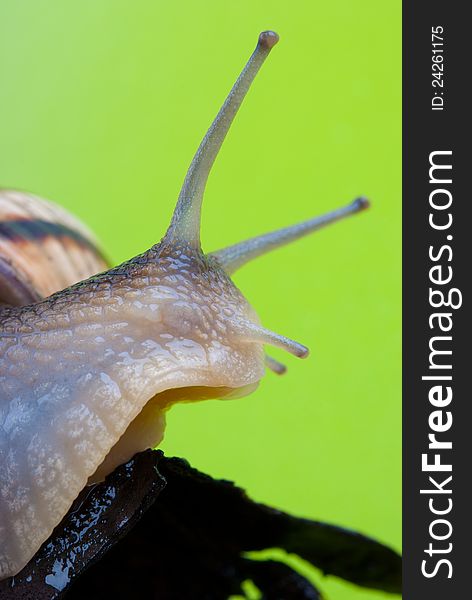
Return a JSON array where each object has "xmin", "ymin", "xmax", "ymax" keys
[
  {"xmin": 352, "ymin": 196, "xmax": 371, "ymax": 212},
  {"xmin": 258, "ymin": 30, "xmax": 279, "ymax": 50}
]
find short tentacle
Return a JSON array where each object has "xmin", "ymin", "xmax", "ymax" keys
[
  {"xmin": 211, "ymin": 197, "xmax": 370, "ymax": 273},
  {"xmin": 164, "ymin": 31, "xmax": 279, "ymax": 249},
  {"xmin": 232, "ymin": 319, "xmax": 309, "ymax": 358},
  {"xmin": 265, "ymin": 355, "xmax": 287, "ymax": 375}
]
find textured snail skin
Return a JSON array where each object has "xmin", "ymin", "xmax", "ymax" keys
[
  {"xmin": 0, "ymin": 30, "xmax": 368, "ymax": 579},
  {"xmin": 0, "ymin": 241, "xmax": 264, "ymax": 579}
]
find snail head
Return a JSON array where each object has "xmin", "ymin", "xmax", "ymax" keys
[
  {"xmin": 144, "ymin": 29, "xmax": 368, "ymax": 387},
  {"xmin": 2, "ymin": 29, "xmax": 369, "ymax": 482},
  {"xmin": 0, "ymin": 31, "xmax": 368, "ymax": 580}
]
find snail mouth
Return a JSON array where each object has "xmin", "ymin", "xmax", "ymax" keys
[
  {"xmin": 89, "ymin": 383, "xmax": 259, "ymax": 484},
  {"xmin": 152, "ymin": 382, "xmax": 260, "ymax": 406}
]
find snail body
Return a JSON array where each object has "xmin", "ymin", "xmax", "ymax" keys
[{"xmin": 0, "ymin": 31, "xmax": 368, "ymax": 579}]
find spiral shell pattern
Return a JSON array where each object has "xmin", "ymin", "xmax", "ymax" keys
[{"xmin": 0, "ymin": 190, "xmax": 108, "ymax": 306}]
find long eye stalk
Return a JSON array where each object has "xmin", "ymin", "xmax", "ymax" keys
[
  {"xmin": 163, "ymin": 31, "xmax": 369, "ymax": 370},
  {"xmin": 211, "ymin": 197, "xmax": 370, "ymax": 273},
  {"xmin": 165, "ymin": 31, "xmax": 279, "ymax": 248}
]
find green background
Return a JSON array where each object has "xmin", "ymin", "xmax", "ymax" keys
[{"xmin": 0, "ymin": 2, "xmax": 401, "ymax": 598}]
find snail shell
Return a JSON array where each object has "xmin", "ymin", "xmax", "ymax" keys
[
  {"xmin": 0, "ymin": 189, "xmax": 107, "ymax": 306},
  {"xmin": 0, "ymin": 31, "xmax": 368, "ymax": 580}
]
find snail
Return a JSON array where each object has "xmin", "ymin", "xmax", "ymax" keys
[{"xmin": 0, "ymin": 31, "xmax": 369, "ymax": 580}]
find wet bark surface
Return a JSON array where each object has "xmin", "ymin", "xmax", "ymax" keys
[{"xmin": 0, "ymin": 450, "xmax": 401, "ymax": 599}]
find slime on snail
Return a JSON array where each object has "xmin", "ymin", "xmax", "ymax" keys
[{"xmin": 0, "ymin": 31, "xmax": 369, "ymax": 579}]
